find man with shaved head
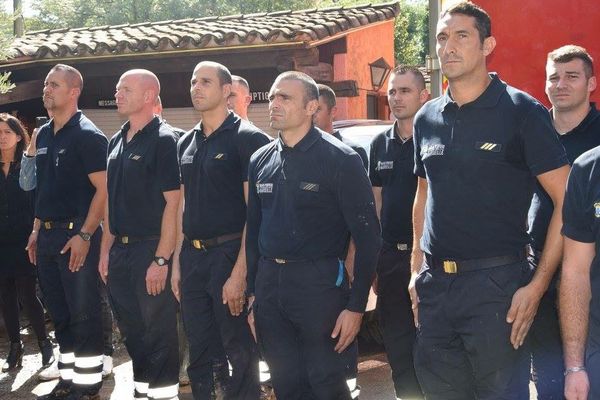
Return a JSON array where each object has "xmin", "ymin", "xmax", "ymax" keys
[
  {"xmin": 32, "ymin": 64, "xmax": 108, "ymax": 400},
  {"xmin": 100, "ymin": 69, "xmax": 181, "ymax": 400},
  {"xmin": 172, "ymin": 60, "xmax": 270, "ymax": 399}
]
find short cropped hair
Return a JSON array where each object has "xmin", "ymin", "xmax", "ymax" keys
[
  {"xmin": 275, "ymin": 71, "xmax": 319, "ymax": 105},
  {"xmin": 195, "ymin": 61, "xmax": 232, "ymax": 86},
  {"xmin": 548, "ymin": 45, "xmax": 595, "ymax": 78},
  {"xmin": 317, "ymin": 84, "xmax": 336, "ymax": 110},
  {"xmin": 441, "ymin": 1, "xmax": 491, "ymax": 43},
  {"xmin": 232, "ymin": 75, "xmax": 250, "ymax": 91},
  {"xmin": 390, "ymin": 66, "xmax": 426, "ymax": 90},
  {"xmin": 49, "ymin": 64, "xmax": 83, "ymax": 92}
]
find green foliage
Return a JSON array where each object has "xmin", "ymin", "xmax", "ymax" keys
[
  {"xmin": 394, "ymin": 0, "xmax": 428, "ymax": 65},
  {"xmin": 0, "ymin": 10, "xmax": 15, "ymax": 94}
]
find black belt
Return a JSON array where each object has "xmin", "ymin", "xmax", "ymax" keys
[
  {"xmin": 41, "ymin": 219, "xmax": 80, "ymax": 230},
  {"xmin": 185, "ymin": 232, "xmax": 242, "ymax": 250},
  {"xmin": 116, "ymin": 235, "xmax": 160, "ymax": 245},
  {"xmin": 384, "ymin": 240, "xmax": 411, "ymax": 251},
  {"xmin": 426, "ymin": 251, "xmax": 526, "ymax": 274}
]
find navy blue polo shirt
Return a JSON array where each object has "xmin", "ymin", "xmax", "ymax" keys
[
  {"xmin": 528, "ymin": 104, "xmax": 600, "ymax": 251},
  {"xmin": 35, "ymin": 111, "xmax": 107, "ymax": 221},
  {"xmin": 246, "ymin": 127, "xmax": 382, "ymax": 312},
  {"xmin": 414, "ymin": 74, "xmax": 568, "ymax": 259},
  {"xmin": 562, "ymin": 146, "xmax": 600, "ymax": 328},
  {"xmin": 333, "ymin": 130, "xmax": 368, "ymax": 170},
  {"xmin": 370, "ymin": 125, "xmax": 417, "ymax": 245},
  {"xmin": 107, "ymin": 117, "xmax": 180, "ymax": 236},
  {"xmin": 178, "ymin": 112, "xmax": 271, "ymax": 239}
]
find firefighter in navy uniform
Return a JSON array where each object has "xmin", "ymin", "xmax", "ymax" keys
[
  {"xmin": 29, "ymin": 64, "xmax": 107, "ymax": 400},
  {"xmin": 99, "ymin": 69, "xmax": 180, "ymax": 400},
  {"xmin": 528, "ymin": 45, "xmax": 600, "ymax": 399},
  {"xmin": 369, "ymin": 66, "xmax": 428, "ymax": 400},
  {"xmin": 172, "ymin": 61, "xmax": 269, "ymax": 399},
  {"xmin": 560, "ymin": 147, "xmax": 600, "ymax": 400},
  {"xmin": 311, "ymin": 83, "xmax": 367, "ymax": 399},
  {"xmin": 410, "ymin": 3, "xmax": 570, "ymax": 399},
  {"xmin": 246, "ymin": 71, "xmax": 381, "ymax": 399}
]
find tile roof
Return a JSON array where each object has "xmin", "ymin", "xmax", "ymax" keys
[{"xmin": 6, "ymin": 2, "xmax": 399, "ymax": 63}]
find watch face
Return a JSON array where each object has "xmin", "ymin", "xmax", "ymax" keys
[
  {"xmin": 155, "ymin": 257, "xmax": 167, "ymax": 266},
  {"xmin": 79, "ymin": 232, "xmax": 91, "ymax": 241}
]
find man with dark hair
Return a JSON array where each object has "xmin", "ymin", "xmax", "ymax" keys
[
  {"xmin": 100, "ymin": 69, "xmax": 181, "ymax": 400},
  {"xmin": 228, "ymin": 75, "xmax": 252, "ymax": 121},
  {"xmin": 410, "ymin": 2, "xmax": 570, "ymax": 398},
  {"xmin": 312, "ymin": 83, "xmax": 368, "ymax": 399},
  {"xmin": 29, "ymin": 64, "xmax": 107, "ymax": 400},
  {"xmin": 441, "ymin": 0, "xmax": 491, "ymax": 43},
  {"xmin": 370, "ymin": 65, "xmax": 428, "ymax": 400},
  {"xmin": 246, "ymin": 71, "xmax": 381, "ymax": 399},
  {"xmin": 313, "ymin": 84, "xmax": 367, "ymax": 168},
  {"xmin": 528, "ymin": 44, "xmax": 600, "ymax": 399},
  {"xmin": 172, "ymin": 60, "xmax": 269, "ymax": 399}
]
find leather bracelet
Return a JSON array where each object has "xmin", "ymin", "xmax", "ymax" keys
[{"xmin": 564, "ymin": 366, "xmax": 586, "ymax": 376}]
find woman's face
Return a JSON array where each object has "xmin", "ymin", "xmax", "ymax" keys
[{"xmin": 0, "ymin": 121, "xmax": 21, "ymax": 153}]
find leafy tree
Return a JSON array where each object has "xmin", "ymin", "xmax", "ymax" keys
[{"xmin": 0, "ymin": 10, "xmax": 16, "ymax": 94}]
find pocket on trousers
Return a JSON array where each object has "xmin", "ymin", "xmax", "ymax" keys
[{"xmin": 486, "ymin": 263, "xmax": 524, "ymax": 298}]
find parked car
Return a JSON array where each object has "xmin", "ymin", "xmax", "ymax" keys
[{"xmin": 334, "ymin": 119, "xmax": 394, "ymax": 348}]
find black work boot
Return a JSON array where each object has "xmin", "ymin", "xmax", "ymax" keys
[
  {"xmin": 36, "ymin": 379, "xmax": 72, "ymax": 399},
  {"xmin": 39, "ymin": 339, "xmax": 56, "ymax": 367},
  {"xmin": 2, "ymin": 341, "xmax": 24, "ymax": 371}
]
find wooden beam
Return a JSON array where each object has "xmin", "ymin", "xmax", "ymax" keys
[
  {"xmin": 0, "ymin": 80, "xmax": 42, "ymax": 105},
  {"xmin": 329, "ymin": 80, "xmax": 359, "ymax": 97}
]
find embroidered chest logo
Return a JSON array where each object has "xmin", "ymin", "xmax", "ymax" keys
[
  {"xmin": 300, "ymin": 182, "xmax": 320, "ymax": 192},
  {"xmin": 595, "ymin": 202, "xmax": 600, "ymax": 218},
  {"xmin": 421, "ymin": 144, "xmax": 445, "ymax": 157},
  {"xmin": 36, "ymin": 148, "xmax": 48, "ymax": 155},
  {"xmin": 257, "ymin": 183, "xmax": 273, "ymax": 194},
  {"xmin": 377, "ymin": 161, "xmax": 394, "ymax": 170},
  {"xmin": 128, "ymin": 154, "xmax": 142, "ymax": 161},
  {"xmin": 181, "ymin": 155, "xmax": 194, "ymax": 164},
  {"xmin": 476, "ymin": 142, "xmax": 502, "ymax": 152}
]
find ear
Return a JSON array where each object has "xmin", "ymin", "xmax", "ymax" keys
[
  {"xmin": 588, "ymin": 76, "xmax": 597, "ymax": 92},
  {"xmin": 482, "ymin": 36, "xmax": 496, "ymax": 56},
  {"xmin": 223, "ymin": 83, "xmax": 232, "ymax": 99},
  {"xmin": 305, "ymin": 99, "xmax": 319, "ymax": 116},
  {"xmin": 419, "ymin": 89, "xmax": 430, "ymax": 104},
  {"xmin": 331, "ymin": 105, "xmax": 338, "ymax": 119},
  {"xmin": 244, "ymin": 95, "xmax": 252, "ymax": 107}
]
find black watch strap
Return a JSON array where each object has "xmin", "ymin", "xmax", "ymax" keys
[{"xmin": 153, "ymin": 256, "xmax": 171, "ymax": 266}]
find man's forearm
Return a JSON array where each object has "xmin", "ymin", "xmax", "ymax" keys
[
  {"xmin": 81, "ymin": 188, "xmax": 106, "ymax": 234},
  {"xmin": 232, "ymin": 225, "xmax": 248, "ymax": 278},
  {"xmin": 560, "ymin": 268, "xmax": 590, "ymax": 368},
  {"xmin": 531, "ymin": 207, "xmax": 563, "ymax": 293},
  {"xmin": 410, "ymin": 179, "xmax": 427, "ymax": 274},
  {"xmin": 155, "ymin": 193, "xmax": 179, "ymax": 259}
]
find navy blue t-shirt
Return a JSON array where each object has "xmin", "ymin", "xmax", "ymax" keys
[
  {"xmin": 35, "ymin": 111, "xmax": 108, "ymax": 220},
  {"xmin": 178, "ymin": 112, "xmax": 271, "ymax": 239},
  {"xmin": 107, "ymin": 117, "xmax": 180, "ymax": 236},
  {"xmin": 529, "ymin": 104, "xmax": 600, "ymax": 251},
  {"xmin": 246, "ymin": 127, "xmax": 382, "ymax": 312},
  {"xmin": 414, "ymin": 74, "xmax": 568, "ymax": 259},
  {"xmin": 370, "ymin": 125, "xmax": 417, "ymax": 245},
  {"xmin": 562, "ymin": 146, "xmax": 600, "ymax": 328}
]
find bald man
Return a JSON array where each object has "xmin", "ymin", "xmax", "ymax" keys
[{"xmin": 99, "ymin": 69, "xmax": 181, "ymax": 400}]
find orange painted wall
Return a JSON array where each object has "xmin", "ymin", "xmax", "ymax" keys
[
  {"xmin": 447, "ymin": 0, "xmax": 600, "ymax": 106},
  {"xmin": 333, "ymin": 20, "xmax": 395, "ymax": 119}
]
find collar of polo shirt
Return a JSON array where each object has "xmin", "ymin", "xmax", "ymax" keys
[
  {"xmin": 276, "ymin": 127, "xmax": 320, "ymax": 152},
  {"xmin": 441, "ymin": 73, "xmax": 505, "ymax": 112}
]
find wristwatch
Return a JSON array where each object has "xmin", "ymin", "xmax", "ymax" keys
[
  {"xmin": 153, "ymin": 256, "xmax": 170, "ymax": 266},
  {"xmin": 77, "ymin": 231, "xmax": 92, "ymax": 241}
]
